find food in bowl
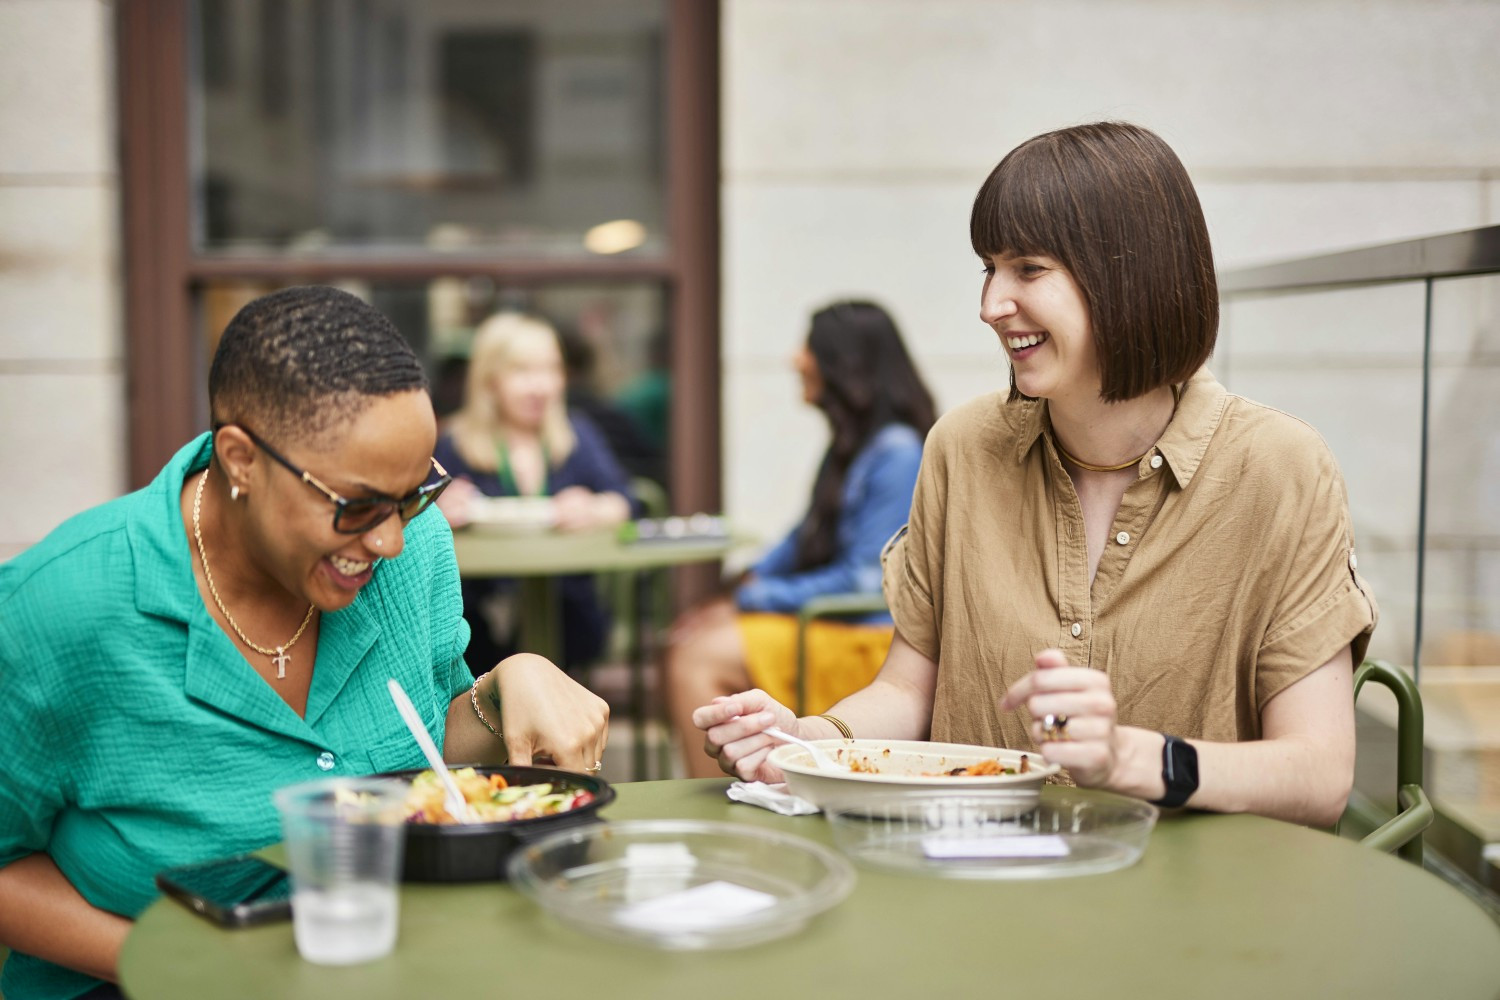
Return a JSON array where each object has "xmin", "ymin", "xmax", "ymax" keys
[
  {"xmin": 402, "ymin": 767, "xmax": 595, "ymax": 824},
  {"xmin": 768, "ymin": 739, "xmax": 1061, "ymax": 813},
  {"xmin": 843, "ymin": 750, "xmax": 1032, "ymax": 777},
  {"xmin": 375, "ymin": 765, "xmax": 615, "ymax": 882},
  {"xmin": 408, "ymin": 773, "xmax": 600, "ymax": 827},
  {"xmin": 927, "ymin": 756, "xmax": 1030, "ymax": 777}
]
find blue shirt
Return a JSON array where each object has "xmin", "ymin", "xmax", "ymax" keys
[
  {"xmin": 735, "ymin": 423, "xmax": 924, "ymax": 621},
  {"xmin": 0, "ymin": 434, "xmax": 473, "ymax": 1000}
]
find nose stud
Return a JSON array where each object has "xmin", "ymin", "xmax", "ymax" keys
[{"xmin": 374, "ymin": 538, "xmax": 384, "ymax": 549}]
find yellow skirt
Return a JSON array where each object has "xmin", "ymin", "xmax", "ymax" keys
[{"xmin": 738, "ymin": 612, "xmax": 894, "ymax": 715}]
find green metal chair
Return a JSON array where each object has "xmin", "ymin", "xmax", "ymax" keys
[
  {"xmin": 599, "ymin": 477, "xmax": 672, "ymax": 778},
  {"xmin": 1351, "ymin": 658, "xmax": 1433, "ymax": 864},
  {"xmin": 794, "ymin": 592, "xmax": 890, "ymax": 716}
]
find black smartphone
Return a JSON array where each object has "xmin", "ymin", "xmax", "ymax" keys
[{"xmin": 155, "ymin": 855, "xmax": 293, "ymax": 928}]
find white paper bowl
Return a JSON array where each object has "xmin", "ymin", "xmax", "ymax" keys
[
  {"xmin": 465, "ymin": 496, "xmax": 555, "ymax": 534},
  {"xmin": 768, "ymin": 739, "xmax": 1060, "ymax": 814}
]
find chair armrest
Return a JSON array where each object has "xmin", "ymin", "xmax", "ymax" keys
[
  {"xmin": 796, "ymin": 592, "xmax": 890, "ymax": 627},
  {"xmin": 1361, "ymin": 784, "xmax": 1433, "ymax": 857},
  {"xmin": 794, "ymin": 593, "xmax": 889, "ymax": 715},
  {"xmin": 1353, "ymin": 659, "xmax": 1431, "ymax": 863}
]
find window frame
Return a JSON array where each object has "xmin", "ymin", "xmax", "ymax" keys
[{"xmin": 116, "ymin": 0, "xmax": 720, "ymax": 524}]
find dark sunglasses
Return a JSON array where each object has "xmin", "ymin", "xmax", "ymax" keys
[{"xmin": 218, "ymin": 424, "xmax": 452, "ymax": 535}]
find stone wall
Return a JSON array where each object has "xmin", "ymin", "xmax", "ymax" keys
[
  {"xmin": 0, "ymin": 0, "xmax": 124, "ymax": 560},
  {"xmin": 721, "ymin": 0, "xmax": 1500, "ymax": 562}
]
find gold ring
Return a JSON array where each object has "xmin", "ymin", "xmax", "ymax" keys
[{"xmin": 1042, "ymin": 713, "xmax": 1070, "ymax": 743}]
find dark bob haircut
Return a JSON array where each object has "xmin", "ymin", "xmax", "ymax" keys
[
  {"xmin": 208, "ymin": 285, "xmax": 429, "ymax": 442},
  {"xmin": 970, "ymin": 121, "xmax": 1218, "ymax": 402}
]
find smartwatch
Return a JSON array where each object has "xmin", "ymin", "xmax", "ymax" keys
[{"xmin": 1151, "ymin": 734, "xmax": 1199, "ymax": 808}]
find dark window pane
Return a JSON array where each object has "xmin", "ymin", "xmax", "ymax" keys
[{"xmin": 190, "ymin": 0, "xmax": 668, "ymax": 259}]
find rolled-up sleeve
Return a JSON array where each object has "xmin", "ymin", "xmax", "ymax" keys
[
  {"xmin": 882, "ymin": 435, "xmax": 947, "ymax": 662},
  {"xmin": 1255, "ymin": 442, "xmax": 1379, "ymax": 709},
  {"xmin": 0, "ymin": 627, "xmax": 65, "ymax": 868}
]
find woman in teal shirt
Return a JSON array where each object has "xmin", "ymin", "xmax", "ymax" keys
[{"xmin": 0, "ymin": 287, "xmax": 610, "ymax": 1000}]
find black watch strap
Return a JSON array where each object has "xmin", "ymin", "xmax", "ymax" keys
[{"xmin": 1151, "ymin": 734, "xmax": 1199, "ymax": 808}]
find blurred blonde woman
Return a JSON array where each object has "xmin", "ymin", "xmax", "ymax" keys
[{"xmin": 436, "ymin": 313, "xmax": 636, "ymax": 673}]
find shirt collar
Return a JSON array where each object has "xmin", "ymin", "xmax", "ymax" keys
[
  {"xmin": 1012, "ymin": 367, "xmax": 1228, "ymax": 489},
  {"xmin": 1151, "ymin": 368, "xmax": 1228, "ymax": 488},
  {"xmin": 1013, "ymin": 397, "xmax": 1047, "ymax": 464},
  {"xmin": 130, "ymin": 433, "xmax": 213, "ymax": 621}
]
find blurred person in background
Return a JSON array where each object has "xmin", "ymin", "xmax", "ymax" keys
[
  {"xmin": 615, "ymin": 328, "xmax": 671, "ymax": 459},
  {"xmin": 555, "ymin": 323, "xmax": 667, "ymax": 489},
  {"xmin": 666, "ymin": 301, "xmax": 935, "ymax": 778},
  {"xmin": 692, "ymin": 123, "xmax": 1376, "ymax": 826},
  {"xmin": 0, "ymin": 287, "xmax": 608, "ymax": 1000},
  {"xmin": 435, "ymin": 313, "xmax": 637, "ymax": 675}
]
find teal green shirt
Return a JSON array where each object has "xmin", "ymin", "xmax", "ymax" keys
[{"xmin": 0, "ymin": 434, "xmax": 473, "ymax": 1000}]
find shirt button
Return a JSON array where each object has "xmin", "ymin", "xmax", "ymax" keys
[
  {"xmin": 1071, "ymin": 622, "xmax": 1083, "ymax": 638},
  {"xmin": 1116, "ymin": 531, "xmax": 1130, "ymax": 545},
  {"xmin": 316, "ymin": 752, "xmax": 336, "ymax": 771},
  {"xmin": 1150, "ymin": 455, "xmax": 1163, "ymax": 470}
]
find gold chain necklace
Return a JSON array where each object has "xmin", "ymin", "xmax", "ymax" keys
[
  {"xmin": 1054, "ymin": 440, "xmax": 1151, "ymax": 473},
  {"xmin": 192, "ymin": 469, "xmax": 316, "ymax": 679}
]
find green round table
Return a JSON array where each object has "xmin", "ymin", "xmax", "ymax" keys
[{"xmin": 120, "ymin": 779, "xmax": 1500, "ymax": 1000}]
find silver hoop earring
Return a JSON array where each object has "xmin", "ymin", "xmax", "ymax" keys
[{"xmin": 230, "ymin": 485, "xmax": 241, "ymax": 501}]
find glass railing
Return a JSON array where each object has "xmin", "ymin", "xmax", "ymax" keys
[{"xmin": 1220, "ymin": 226, "xmax": 1500, "ymax": 897}]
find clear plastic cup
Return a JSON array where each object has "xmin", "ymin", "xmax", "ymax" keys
[{"xmin": 272, "ymin": 777, "xmax": 409, "ymax": 965}]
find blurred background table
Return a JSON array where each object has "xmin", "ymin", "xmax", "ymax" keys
[
  {"xmin": 452, "ymin": 526, "xmax": 744, "ymax": 777},
  {"xmin": 121, "ymin": 779, "xmax": 1500, "ymax": 1000},
  {"xmin": 452, "ymin": 525, "xmax": 740, "ymax": 659}
]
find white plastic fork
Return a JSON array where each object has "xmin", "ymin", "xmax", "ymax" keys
[
  {"xmin": 764, "ymin": 727, "xmax": 846, "ymax": 771},
  {"xmin": 387, "ymin": 678, "xmax": 477, "ymax": 824}
]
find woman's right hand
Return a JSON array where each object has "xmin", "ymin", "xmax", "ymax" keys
[
  {"xmin": 692, "ymin": 690, "xmax": 799, "ymax": 783},
  {"xmin": 434, "ymin": 477, "xmax": 481, "ymax": 529}
]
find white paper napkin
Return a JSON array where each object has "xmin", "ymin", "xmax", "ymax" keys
[{"xmin": 726, "ymin": 781, "xmax": 821, "ymax": 815}]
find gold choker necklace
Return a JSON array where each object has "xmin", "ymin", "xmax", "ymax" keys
[
  {"xmin": 193, "ymin": 469, "xmax": 315, "ymax": 679},
  {"xmin": 1055, "ymin": 441, "xmax": 1150, "ymax": 473}
]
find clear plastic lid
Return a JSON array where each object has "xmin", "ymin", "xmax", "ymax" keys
[
  {"xmin": 823, "ymin": 788, "xmax": 1158, "ymax": 880},
  {"xmin": 507, "ymin": 819, "xmax": 856, "ymax": 949}
]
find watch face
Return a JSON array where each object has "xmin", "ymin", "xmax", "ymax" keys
[
  {"xmin": 1168, "ymin": 737, "xmax": 1199, "ymax": 787},
  {"xmin": 1158, "ymin": 735, "xmax": 1199, "ymax": 807}
]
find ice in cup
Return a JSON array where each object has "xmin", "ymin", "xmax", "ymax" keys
[{"xmin": 273, "ymin": 777, "xmax": 408, "ymax": 965}]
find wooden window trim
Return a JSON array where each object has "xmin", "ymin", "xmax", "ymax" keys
[{"xmin": 117, "ymin": 0, "xmax": 720, "ymax": 526}]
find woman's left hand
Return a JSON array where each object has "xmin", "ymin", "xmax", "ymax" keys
[
  {"xmin": 997, "ymin": 648, "xmax": 1121, "ymax": 787},
  {"xmin": 494, "ymin": 653, "xmax": 610, "ymax": 772}
]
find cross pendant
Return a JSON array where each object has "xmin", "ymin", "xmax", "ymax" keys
[{"xmin": 271, "ymin": 647, "xmax": 290, "ymax": 679}]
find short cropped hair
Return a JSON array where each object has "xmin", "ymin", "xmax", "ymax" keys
[
  {"xmin": 970, "ymin": 122, "xmax": 1218, "ymax": 402},
  {"xmin": 208, "ymin": 285, "xmax": 429, "ymax": 442}
]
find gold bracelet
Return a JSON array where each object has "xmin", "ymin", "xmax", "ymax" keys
[
  {"xmin": 818, "ymin": 714, "xmax": 854, "ymax": 740},
  {"xmin": 470, "ymin": 677, "xmax": 502, "ymax": 739}
]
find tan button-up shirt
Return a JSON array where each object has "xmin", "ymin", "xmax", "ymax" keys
[{"xmin": 883, "ymin": 369, "xmax": 1377, "ymax": 750}]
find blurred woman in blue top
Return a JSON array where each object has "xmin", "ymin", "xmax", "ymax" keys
[
  {"xmin": 666, "ymin": 301, "xmax": 936, "ymax": 777},
  {"xmin": 434, "ymin": 313, "xmax": 637, "ymax": 674}
]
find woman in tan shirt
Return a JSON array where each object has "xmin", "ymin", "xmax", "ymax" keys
[{"xmin": 694, "ymin": 122, "xmax": 1377, "ymax": 826}]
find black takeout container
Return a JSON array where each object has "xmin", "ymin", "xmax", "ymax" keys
[{"xmin": 377, "ymin": 764, "xmax": 615, "ymax": 883}]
